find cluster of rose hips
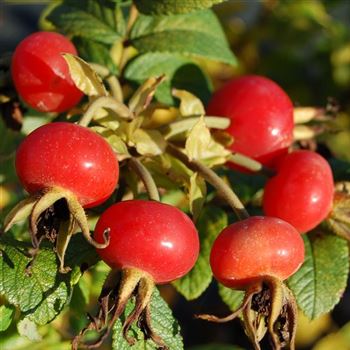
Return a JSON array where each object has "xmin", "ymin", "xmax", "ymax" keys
[{"xmin": 5, "ymin": 31, "xmax": 335, "ymax": 349}]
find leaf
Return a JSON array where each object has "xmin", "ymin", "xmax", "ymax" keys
[
  {"xmin": 172, "ymin": 89, "xmax": 205, "ymax": 116},
  {"xmin": 63, "ymin": 54, "xmax": 108, "ymax": 96},
  {"xmin": 173, "ymin": 207, "xmax": 227, "ymax": 300},
  {"xmin": 218, "ymin": 284, "xmax": 245, "ymax": 312},
  {"xmin": 125, "ymin": 52, "xmax": 212, "ymax": 105},
  {"xmin": 188, "ymin": 173, "xmax": 206, "ymax": 222},
  {"xmin": 46, "ymin": 0, "xmax": 124, "ymax": 45},
  {"xmin": 185, "ymin": 116, "xmax": 231, "ymax": 167},
  {"xmin": 133, "ymin": 129, "xmax": 166, "ymax": 156},
  {"xmin": 73, "ymin": 37, "xmax": 119, "ymax": 75},
  {"xmin": 112, "ymin": 288, "xmax": 183, "ymax": 350},
  {"xmin": 287, "ymin": 230, "xmax": 349, "ymax": 319},
  {"xmin": 128, "ymin": 76, "xmax": 166, "ymax": 115},
  {"xmin": 130, "ymin": 10, "xmax": 236, "ymax": 65},
  {"xmin": 134, "ymin": 0, "xmax": 225, "ymax": 15},
  {"xmin": 0, "ymin": 305, "xmax": 14, "ymax": 331},
  {"xmin": 0, "ymin": 234, "xmax": 98, "ymax": 325}
]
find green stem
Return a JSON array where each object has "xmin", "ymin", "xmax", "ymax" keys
[
  {"xmin": 228, "ymin": 153, "xmax": 275, "ymax": 176},
  {"xmin": 78, "ymin": 96, "xmax": 130, "ymax": 127},
  {"xmin": 167, "ymin": 144, "xmax": 249, "ymax": 220},
  {"xmin": 129, "ymin": 157, "xmax": 160, "ymax": 201}
]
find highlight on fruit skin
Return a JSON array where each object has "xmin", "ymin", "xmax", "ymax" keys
[
  {"xmin": 72, "ymin": 199, "xmax": 200, "ymax": 349},
  {"xmin": 4, "ymin": 122, "xmax": 119, "ymax": 272},
  {"xmin": 197, "ymin": 216, "xmax": 305, "ymax": 350},
  {"xmin": 11, "ymin": 31, "xmax": 83, "ymax": 113}
]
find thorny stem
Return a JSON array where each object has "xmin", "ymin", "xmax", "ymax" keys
[
  {"xmin": 167, "ymin": 143, "xmax": 249, "ymax": 220},
  {"xmin": 129, "ymin": 157, "xmax": 160, "ymax": 201},
  {"xmin": 78, "ymin": 96, "xmax": 130, "ymax": 127}
]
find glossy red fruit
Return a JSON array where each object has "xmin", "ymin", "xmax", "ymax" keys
[
  {"xmin": 263, "ymin": 150, "xmax": 334, "ymax": 233},
  {"xmin": 11, "ymin": 31, "xmax": 83, "ymax": 113},
  {"xmin": 94, "ymin": 200, "xmax": 200, "ymax": 284},
  {"xmin": 15, "ymin": 122, "xmax": 119, "ymax": 207},
  {"xmin": 207, "ymin": 75, "xmax": 294, "ymax": 167},
  {"xmin": 210, "ymin": 216, "xmax": 304, "ymax": 289}
]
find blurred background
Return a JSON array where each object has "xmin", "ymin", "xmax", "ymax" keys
[{"xmin": 1, "ymin": 1, "xmax": 349, "ymax": 349}]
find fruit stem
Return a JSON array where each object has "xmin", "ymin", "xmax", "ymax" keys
[
  {"xmin": 79, "ymin": 96, "xmax": 131, "ymax": 127},
  {"xmin": 167, "ymin": 143, "xmax": 249, "ymax": 220},
  {"xmin": 129, "ymin": 157, "xmax": 160, "ymax": 201},
  {"xmin": 228, "ymin": 153, "xmax": 275, "ymax": 176}
]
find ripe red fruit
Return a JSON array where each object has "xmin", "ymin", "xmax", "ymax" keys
[
  {"xmin": 206, "ymin": 75, "xmax": 294, "ymax": 167},
  {"xmin": 263, "ymin": 150, "xmax": 334, "ymax": 233},
  {"xmin": 210, "ymin": 216, "xmax": 304, "ymax": 289},
  {"xmin": 74, "ymin": 200, "xmax": 200, "ymax": 349},
  {"xmin": 11, "ymin": 31, "xmax": 83, "ymax": 113},
  {"xmin": 198, "ymin": 216, "xmax": 304, "ymax": 350},
  {"xmin": 94, "ymin": 200, "xmax": 200, "ymax": 283},
  {"xmin": 16, "ymin": 122, "xmax": 119, "ymax": 208}
]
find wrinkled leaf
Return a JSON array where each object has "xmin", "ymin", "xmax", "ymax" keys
[
  {"xmin": 173, "ymin": 207, "xmax": 227, "ymax": 300},
  {"xmin": 130, "ymin": 10, "xmax": 236, "ymax": 65},
  {"xmin": 125, "ymin": 53, "xmax": 211, "ymax": 105},
  {"xmin": 134, "ymin": 0, "xmax": 224, "ymax": 15},
  {"xmin": 218, "ymin": 284, "xmax": 245, "ymax": 312},
  {"xmin": 188, "ymin": 173, "xmax": 206, "ymax": 222},
  {"xmin": 185, "ymin": 117, "xmax": 231, "ymax": 167},
  {"xmin": 0, "ymin": 305, "xmax": 14, "ymax": 331},
  {"xmin": 46, "ymin": 0, "xmax": 124, "ymax": 44},
  {"xmin": 112, "ymin": 288, "xmax": 183, "ymax": 350},
  {"xmin": 172, "ymin": 89, "xmax": 205, "ymax": 116},
  {"xmin": 0, "ymin": 234, "xmax": 98, "ymax": 325},
  {"xmin": 63, "ymin": 54, "xmax": 108, "ymax": 96},
  {"xmin": 287, "ymin": 230, "xmax": 349, "ymax": 319}
]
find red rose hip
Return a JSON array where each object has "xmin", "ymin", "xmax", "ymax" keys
[
  {"xmin": 11, "ymin": 31, "xmax": 83, "ymax": 112},
  {"xmin": 263, "ymin": 150, "xmax": 334, "ymax": 233},
  {"xmin": 94, "ymin": 199, "xmax": 199, "ymax": 283},
  {"xmin": 207, "ymin": 75, "xmax": 294, "ymax": 167}
]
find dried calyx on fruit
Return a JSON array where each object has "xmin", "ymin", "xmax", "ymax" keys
[
  {"xmin": 197, "ymin": 216, "xmax": 305, "ymax": 350},
  {"xmin": 4, "ymin": 122, "xmax": 119, "ymax": 272},
  {"xmin": 72, "ymin": 200, "xmax": 199, "ymax": 349}
]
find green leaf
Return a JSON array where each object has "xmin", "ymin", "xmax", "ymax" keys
[
  {"xmin": 130, "ymin": 10, "xmax": 236, "ymax": 65},
  {"xmin": 0, "ymin": 305, "xmax": 14, "ymax": 331},
  {"xmin": 287, "ymin": 230, "xmax": 349, "ymax": 319},
  {"xmin": 173, "ymin": 207, "xmax": 227, "ymax": 300},
  {"xmin": 112, "ymin": 288, "xmax": 183, "ymax": 350},
  {"xmin": 218, "ymin": 284, "xmax": 244, "ymax": 312},
  {"xmin": 125, "ymin": 53, "xmax": 212, "ymax": 105},
  {"xmin": 0, "ymin": 234, "xmax": 98, "ymax": 325},
  {"xmin": 73, "ymin": 37, "xmax": 119, "ymax": 75},
  {"xmin": 134, "ymin": 0, "xmax": 224, "ymax": 15},
  {"xmin": 46, "ymin": 0, "xmax": 124, "ymax": 45},
  {"xmin": 63, "ymin": 54, "xmax": 108, "ymax": 96},
  {"xmin": 185, "ymin": 116, "xmax": 231, "ymax": 167}
]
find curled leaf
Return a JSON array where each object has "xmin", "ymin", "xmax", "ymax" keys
[{"xmin": 172, "ymin": 88, "xmax": 205, "ymax": 116}]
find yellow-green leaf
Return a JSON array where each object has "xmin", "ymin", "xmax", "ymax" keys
[
  {"xmin": 63, "ymin": 53, "xmax": 107, "ymax": 96},
  {"xmin": 185, "ymin": 116, "xmax": 231, "ymax": 166},
  {"xmin": 189, "ymin": 173, "xmax": 206, "ymax": 222},
  {"xmin": 172, "ymin": 89, "xmax": 205, "ymax": 116},
  {"xmin": 133, "ymin": 129, "xmax": 166, "ymax": 156}
]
